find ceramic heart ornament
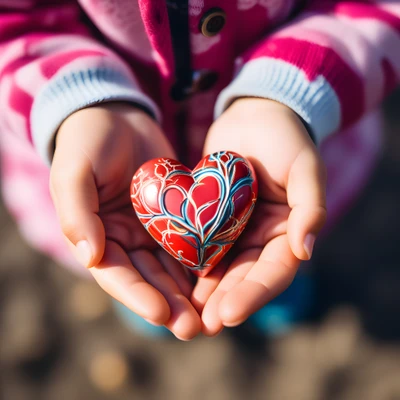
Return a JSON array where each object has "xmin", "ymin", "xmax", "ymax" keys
[{"xmin": 130, "ymin": 151, "xmax": 258, "ymax": 277}]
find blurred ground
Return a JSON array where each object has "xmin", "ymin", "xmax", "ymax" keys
[{"xmin": 1, "ymin": 91, "xmax": 400, "ymax": 400}]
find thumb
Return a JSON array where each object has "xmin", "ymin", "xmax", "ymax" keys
[
  {"xmin": 50, "ymin": 151, "xmax": 105, "ymax": 268},
  {"xmin": 286, "ymin": 147, "xmax": 327, "ymax": 261}
]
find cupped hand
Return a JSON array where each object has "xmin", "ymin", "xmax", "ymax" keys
[
  {"xmin": 192, "ymin": 98, "xmax": 327, "ymax": 336},
  {"xmin": 50, "ymin": 103, "xmax": 201, "ymax": 340}
]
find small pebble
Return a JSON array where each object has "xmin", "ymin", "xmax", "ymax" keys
[
  {"xmin": 89, "ymin": 350, "xmax": 129, "ymax": 392},
  {"xmin": 68, "ymin": 281, "xmax": 110, "ymax": 321}
]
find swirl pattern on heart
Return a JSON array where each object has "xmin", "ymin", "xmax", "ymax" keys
[{"xmin": 131, "ymin": 151, "xmax": 258, "ymax": 276}]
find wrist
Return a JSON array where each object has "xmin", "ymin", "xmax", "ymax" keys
[
  {"xmin": 229, "ymin": 97, "xmax": 315, "ymax": 143},
  {"xmin": 55, "ymin": 102, "xmax": 153, "ymax": 147},
  {"xmin": 229, "ymin": 97, "xmax": 297, "ymax": 117},
  {"xmin": 97, "ymin": 101, "xmax": 158, "ymax": 120}
]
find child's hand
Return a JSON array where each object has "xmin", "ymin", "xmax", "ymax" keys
[
  {"xmin": 192, "ymin": 98, "xmax": 327, "ymax": 336},
  {"xmin": 50, "ymin": 103, "xmax": 201, "ymax": 340}
]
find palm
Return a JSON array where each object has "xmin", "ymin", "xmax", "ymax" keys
[
  {"xmin": 192, "ymin": 99, "xmax": 326, "ymax": 336},
  {"xmin": 94, "ymin": 131, "xmax": 293, "ymax": 337},
  {"xmin": 95, "ymin": 134, "xmax": 161, "ymax": 255},
  {"xmin": 96, "ymin": 121, "xmax": 202, "ymax": 338},
  {"xmin": 53, "ymin": 105, "xmax": 201, "ymax": 340},
  {"xmin": 192, "ymin": 162, "xmax": 298, "ymax": 335}
]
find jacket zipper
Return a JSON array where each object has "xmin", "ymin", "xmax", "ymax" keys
[
  {"xmin": 165, "ymin": 0, "xmax": 193, "ymax": 163},
  {"xmin": 166, "ymin": 0, "xmax": 193, "ymax": 101}
]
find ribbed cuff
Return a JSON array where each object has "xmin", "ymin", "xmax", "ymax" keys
[
  {"xmin": 31, "ymin": 67, "xmax": 161, "ymax": 166},
  {"xmin": 215, "ymin": 57, "xmax": 342, "ymax": 144}
]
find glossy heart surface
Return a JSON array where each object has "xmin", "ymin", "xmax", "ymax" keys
[{"xmin": 130, "ymin": 151, "xmax": 258, "ymax": 277}]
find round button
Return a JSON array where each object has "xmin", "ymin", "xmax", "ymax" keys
[
  {"xmin": 200, "ymin": 8, "xmax": 226, "ymax": 37},
  {"xmin": 192, "ymin": 70, "xmax": 219, "ymax": 92},
  {"xmin": 171, "ymin": 70, "xmax": 219, "ymax": 101}
]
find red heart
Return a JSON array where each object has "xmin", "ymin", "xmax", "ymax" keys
[{"xmin": 130, "ymin": 151, "xmax": 258, "ymax": 277}]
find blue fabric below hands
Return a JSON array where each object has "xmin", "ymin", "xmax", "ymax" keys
[
  {"xmin": 249, "ymin": 269, "xmax": 314, "ymax": 336},
  {"xmin": 112, "ymin": 301, "xmax": 170, "ymax": 338},
  {"xmin": 113, "ymin": 271, "xmax": 314, "ymax": 338}
]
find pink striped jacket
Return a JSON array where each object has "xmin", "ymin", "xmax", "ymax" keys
[
  {"xmin": 0, "ymin": 1, "xmax": 398, "ymax": 273},
  {"xmin": 0, "ymin": 0, "xmax": 398, "ymax": 165}
]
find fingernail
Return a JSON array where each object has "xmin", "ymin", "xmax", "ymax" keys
[
  {"xmin": 76, "ymin": 240, "xmax": 93, "ymax": 268},
  {"xmin": 144, "ymin": 318, "xmax": 159, "ymax": 326},
  {"xmin": 304, "ymin": 234, "xmax": 316, "ymax": 259}
]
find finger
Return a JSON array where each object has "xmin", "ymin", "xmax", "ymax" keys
[
  {"xmin": 286, "ymin": 147, "xmax": 327, "ymax": 260},
  {"xmin": 90, "ymin": 240, "xmax": 170, "ymax": 324},
  {"xmin": 50, "ymin": 155, "xmax": 105, "ymax": 268},
  {"xmin": 129, "ymin": 250, "xmax": 201, "ymax": 340},
  {"xmin": 156, "ymin": 249, "xmax": 195, "ymax": 299},
  {"xmin": 218, "ymin": 235, "xmax": 299, "ymax": 327},
  {"xmin": 200, "ymin": 251, "xmax": 258, "ymax": 336},
  {"xmin": 190, "ymin": 261, "xmax": 228, "ymax": 315}
]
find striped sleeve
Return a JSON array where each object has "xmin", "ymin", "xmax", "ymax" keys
[
  {"xmin": 0, "ymin": 2, "xmax": 160, "ymax": 165},
  {"xmin": 215, "ymin": 1, "xmax": 400, "ymax": 144}
]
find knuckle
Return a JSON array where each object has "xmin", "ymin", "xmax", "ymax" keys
[
  {"xmin": 310, "ymin": 206, "xmax": 328, "ymax": 233},
  {"xmin": 59, "ymin": 217, "xmax": 81, "ymax": 242}
]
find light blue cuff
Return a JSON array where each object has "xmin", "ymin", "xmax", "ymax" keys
[
  {"xmin": 31, "ymin": 67, "xmax": 161, "ymax": 166},
  {"xmin": 215, "ymin": 57, "xmax": 342, "ymax": 144}
]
